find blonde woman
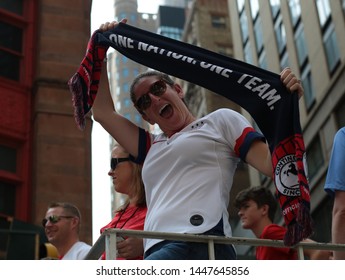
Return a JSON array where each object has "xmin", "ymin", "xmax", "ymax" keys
[{"xmin": 100, "ymin": 144, "xmax": 147, "ymax": 260}]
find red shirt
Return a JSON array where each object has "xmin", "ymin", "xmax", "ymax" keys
[
  {"xmin": 256, "ymin": 224, "xmax": 298, "ymax": 260},
  {"xmin": 100, "ymin": 205, "xmax": 147, "ymax": 260}
]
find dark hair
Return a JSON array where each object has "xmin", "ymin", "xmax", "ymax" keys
[
  {"xmin": 235, "ymin": 186, "xmax": 277, "ymax": 221},
  {"xmin": 129, "ymin": 70, "xmax": 190, "ymax": 114},
  {"xmin": 130, "ymin": 70, "xmax": 175, "ymax": 103}
]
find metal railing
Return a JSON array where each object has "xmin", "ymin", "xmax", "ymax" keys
[{"xmin": 85, "ymin": 228, "xmax": 345, "ymax": 260}]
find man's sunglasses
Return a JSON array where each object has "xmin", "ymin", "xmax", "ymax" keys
[
  {"xmin": 42, "ymin": 215, "xmax": 74, "ymax": 227},
  {"xmin": 111, "ymin": 157, "xmax": 130, "ymax": 170},
  {"xmin": 135, "ymin": 80, "xmax": 167, "ymax": 112}
]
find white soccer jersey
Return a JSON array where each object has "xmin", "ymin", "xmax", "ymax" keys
[
  {"xmin": 140, "ymin": 109, "xmax": 264, "ymax": 252},
  {"xmin": 61, "ymin": 241, "xmax": 91, "ymax": 260}
]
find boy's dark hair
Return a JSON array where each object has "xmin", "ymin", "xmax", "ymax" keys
[{"xmin": 235, "ymin": 186, "xmax": 277, "ymax": 221}]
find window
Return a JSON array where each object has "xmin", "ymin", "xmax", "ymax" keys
[
  {"xmin": 0, "ymin": 145, "xmax": 17, "ymax": 173},
  {"xmin": 250, "ymin": 0, "xmax": 259, "ymax": 19},
  {"xmin": 0, "ymin": 0, "xmax": 23, "ymax": 15},
  {"xmin": 270, "ymin": 1, "xmax": 286, "ymax": 69},
  {"xmin": 130, "ymin": 13, "xmax": 137, "ymax": 23},
  {"xmin": 244, "ymin": 41, "xmax": 254, "ymax": 65},
  {"xmin": 316, "ymin": 0, "xmax": 340, "ymax": 73},
  {"xmin": 306, "ymin": 136, "xmax": 324, "ymax": 181},
  {"xmin": 280, "ymin": 52, "xmax": 290, "ymax": 70},
  {"xmin": 0, "ymin": 1, "xmax": 25, "ymax": 81},
  {"xmin": 0, "ymin": 22, "xmax": 22, "ymax": 81},
  {"xmin": 274, "ymin": 16, "xmax": 287, "ymax": 55},
  {"xmin": 159, "ymin": 26, "xmax": 183, "ymax": 41},
  {"xmin": 270, "ymin": 0, "xmax": 281, "ymax": 20},
  {"xmin": 316, "ymin": 0, "xmax": 331, "ymax": 27},
  {"xmin": 295, "ymin": 25, "xmax": 308, "ymax": 68},
  {"xmin": 0, "ymin": 145, "xmax": 17, "ymax": 216},
  {"xmin": 211, "ymin": 15, "xmax": 226, "ymax": 28},
  {"xmin": 117, "ymin": 12, "xmax": 127, "ymax": 21},
  {"xmin": 0, "ymin": 1, "xmax": 33, "ymax": 218},
  {"xmin": 316, "ymin": 0, "xmax": 340, "ymax": 74},
  {"xmin": 254, "ymin": 17, "xmax": 264, "ymax": 53},
  {"xmin": 301, "ymin": 66, "xmax": 316, "ymax": 110},
  {"xmin": 323, "ymin": 24, "xmax": 340, "ymax": 73},
  {"xmin": 237, "ymin": 0, "xmax": 245, "ymax": 12},
  {"xmin": 0, "ymin": 182, "xmax": 16, "ymax": 216},
  {"xmin": 239, "ymin": 11, "xmax": 249, "ymax": 43},
  {"xmin": 258, "ymin": 51, "xmax": 268, "ymax": 69},
  {"xmin": 288, "ymin": 0, "xmax": 301, "ymax": 27}
]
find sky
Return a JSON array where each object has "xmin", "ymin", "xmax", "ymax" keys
[{"xmin": 90, "ymin": 0, "xmax": 160, "ymax": 244}]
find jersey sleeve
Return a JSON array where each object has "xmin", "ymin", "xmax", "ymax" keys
[
  {"xmin": 129, "ymin": 127, "xmax": 153, "ymax": 164},
  {"xmin": 215, "ymin": 109, "xmax": 266, "ymax": 161}
]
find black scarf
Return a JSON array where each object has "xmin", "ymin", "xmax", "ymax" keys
[{"xmin": 68, "ymin": 23, "xmax": 312, "ymax": 246}]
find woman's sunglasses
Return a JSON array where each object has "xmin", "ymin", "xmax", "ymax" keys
[
  {"xmin": 110, "ymin": 157, "xmax": 130, "ymax": 170},
  {"xmin": 135, "ymin": 80, "xmax": 167, "ymax": 112},
  {"xmin": 42, "ymin": 215, "xmax": 74, "ymax": 227}
]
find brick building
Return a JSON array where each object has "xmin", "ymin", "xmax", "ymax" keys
[{"xmin": 0, "ymin": 0, "xmax": 93, "ymax": 259}]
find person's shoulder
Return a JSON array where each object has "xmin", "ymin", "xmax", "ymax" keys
[
  {"xmin": 62, "ymin": 241, "xmax": 91, "ymax": 260},
  {"xmin": 206, "ymin": 108, "xmax": 243, "ymax": 120},
  {"xmin": 261, "ymin": 224, "xmax": 286, "ymax": 239},
  {"xmin": 75, "ymin": 241, "xmax": 92, "ymax": 250},
  {"xmin": 209, "ymin": 108, "xmax": 237, "ymax": 115},
  {"xmin": 76, "ymin": 242, "xmax": 91, "ymax": 259},
  {"xmin": 332, "ymin": 127, "xmax": 345, "ymax": 147},
  {"xmin": 336, "ymin": 127, "xmax": 345, "ymax": 138},
  {"xmin": 206, "ymin": 108, "xmax": 251, "ymax": 127},
  {"xmin": 266, "ymin": 224, "xmax": 285, "ymax": 230},
  {"xmin": 82, "ymin": 241, "xmax": 92, "ymax": 249}
]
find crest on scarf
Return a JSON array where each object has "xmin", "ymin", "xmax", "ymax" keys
[
  {"xmin": 274, "ymin": 152, "xmax": 308, "ymax": 197},
  {"xmin": 272, "ymin": 134, "xmax": 312, "ymax": 245}
]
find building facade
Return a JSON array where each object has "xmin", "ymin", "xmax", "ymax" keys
[
  {"xmin": 157, "ymin": 5, "xmax": 186, "ymax": 40},
  {"xmin": 0, "ymin": 0, "xmax": 93, "ymax": 259},
  {"xmin": 228, "ymin": 0, "xmax": 345, "ymax": 257}
]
